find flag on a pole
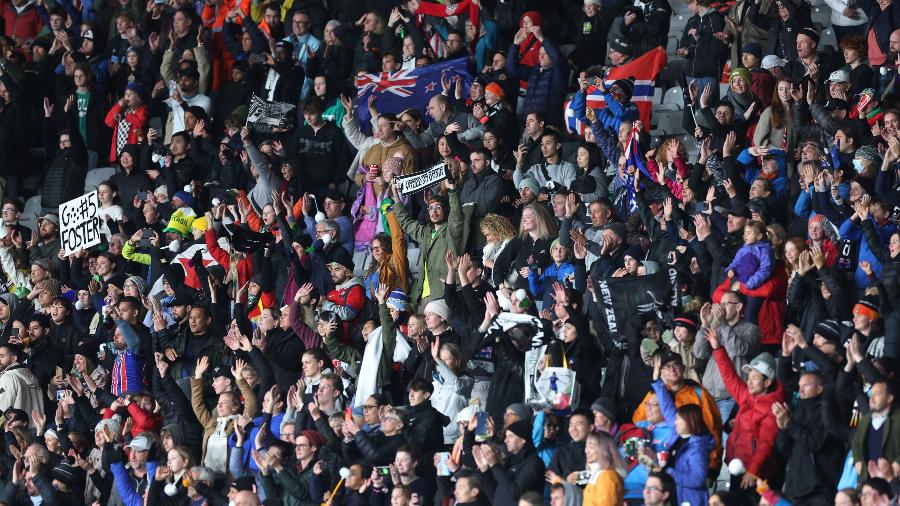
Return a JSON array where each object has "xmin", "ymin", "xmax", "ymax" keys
[
  {"xmin": 565, "ymin": 46, "xmax": 667, "ymax": 136},
  {"xmin": 624, "ymin": 126, "xmax": 654, "ymax": 182},
  {"xmin": 355, "ymin": 57, "xmax": 472, "ymax": 131}
]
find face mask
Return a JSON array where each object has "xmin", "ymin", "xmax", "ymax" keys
[
  {"xmin": 168, "ymin": 239, "xmax": 181, "ymax": 253},
  {"xmin": 164, "ymin": 482, "xmax": 178, "ymax": 496},
  {"xmin": 321, "ymin": 233, "xmax": 332, "ymax": 246},
  {"xmin": 853, "ymin": 159, "xmax": 866, "ymax": 173},
  {"xmin": 75, "ymin": 300, "xmax": 85, "ymax": 311}
]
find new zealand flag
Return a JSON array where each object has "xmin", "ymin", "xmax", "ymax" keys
[{"xmin": 355, "ymin": 57, "xmax": 472, "ymax": 131}]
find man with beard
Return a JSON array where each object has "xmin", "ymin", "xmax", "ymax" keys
[
  {"xmin": 880, "ymin": 30, "xmax": 900, "ymax": 96},
  {"xmin": 28, "ymin": 214, "xmax": 62, "ymax": 273},
  {"xmin": 257, "ymin": 39, "xmax": 305, "ymax": 104}
]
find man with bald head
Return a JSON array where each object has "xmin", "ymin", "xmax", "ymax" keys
[{"xmin": 879, "ymin": 29, "xmax": 900, "ymax": 92}]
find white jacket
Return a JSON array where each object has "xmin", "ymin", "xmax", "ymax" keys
[
  {"xmin": 821, "ymin": 0, "xmax": 867, "ymax": 27},
  {"xmin": 430, "ymin": 361, "xmax": 473, "ymax": 444},
  {"xmin": 0, "ymin": 364, "xmax": 44, "ymax": 428},
  {"xmin": 341, "ymin": 111, "xmax": 380, "ymax": 179}
]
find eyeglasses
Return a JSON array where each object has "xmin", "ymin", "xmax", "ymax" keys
[
  {"xmin": 295, "ymin": 443, "xmax": 311, "ymax": 448},
  {"xmin": 644, "ymin": 485, "xmax": 663, "ymax": 492},
  {"xmin": 428, "ymin": 204, "xmax": 443, "ymax": 211},
  {"xmin": 722, "ymin": 301, "xmax": 741, "ymax": 306},
  {"xmin": 363, "ymin": 404, "xmax": 379, "ymax": 411}
]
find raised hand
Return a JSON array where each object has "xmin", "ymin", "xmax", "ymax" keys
[
  {"xmin": 375, "ymin": 282, "xmax": 389, "ymax": 304},
  {"xmin": 232, "ymin": 358, "xmax": 246, "ymax": 379},
  {"xmin": 194, "ymin": 356, "xmax": 209, "ymax": 379}
]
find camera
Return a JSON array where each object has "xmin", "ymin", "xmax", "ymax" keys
[{"xmin": 375, "ymin": 466, "xmax": 391, "ymax": 476}]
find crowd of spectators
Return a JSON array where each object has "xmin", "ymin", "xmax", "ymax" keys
[{"xmin": 0, "ymin": 0, "xmax": 898, "ymax": 504}]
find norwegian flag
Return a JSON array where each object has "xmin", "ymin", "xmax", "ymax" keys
[
  {"xmin": 565, "ymin": 47, "xmax": 667, "ymax": 137},
  {"xmin": 354, "ymin": 57, "xmax": 472, "ymax": 131}
]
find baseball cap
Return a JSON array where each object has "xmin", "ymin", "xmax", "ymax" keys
[
  {"xmin": 827, "ymin": 70, "xmax": 849, "ymax": 83},
  {"xmin": 211, "ymin": 365, "xmax": 234, "ymax": 381},
  {"xmin": 126, "ymin": 435, "xmax": 152, "ymax": 451},
  {"xmin": 231, "ymin": 476, "xmax": 255, "ymax": 492},
  {"xmin": 38, "ymin": 213, "xmax": 60, "ymax": 226},
  {"xmin": 741, "ymin": 352, "xmax": 776, "ymax": 380}
]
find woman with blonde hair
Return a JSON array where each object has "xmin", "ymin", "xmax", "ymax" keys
[
  {"xmin": 147, "ymin": 445, "xmax": 195, "ymax": 501},
  {"xmin": 493, "ymin": 203, "xmax": 559, "ymax": 290},
  {"xmin": 581, "ymin": 431, "xmax": 626, "ymax": 505},
  {"xmin": 480, "ymin": 213, "xmax": 517, "ymax": 286},
  {"xmin": 754, "ymin": 79, "xmax": 795, "ymax": 152}
]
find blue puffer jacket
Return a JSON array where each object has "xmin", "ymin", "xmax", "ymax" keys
[
  {"xmin": 737, "ymin": 147, "xmax": 789, "ymax": 197},
  {"xmin": 653, "ymin": 380, "xmax": 715, "ymax": 506},
  {"xmin": 111, "ymin": 461, "xmax": 159, "ymax": 506},
  {"xmin": 507, "ymin": 37, "xmax": 569, "ymax": 127},
  {"xmin": 528, "ymin": 261, "xmax": 576, "ymax": 308}
]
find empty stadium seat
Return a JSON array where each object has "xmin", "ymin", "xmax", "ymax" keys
[
  {"xmin": 21, "ymin": 195, "xmax": 41, "ymax": 231},
  {"xmin": 84, "ymin": 167, "xmax": 118, "ymax": 194},
  {"xmin": 820, "ymin": 28, "xmax": 836, "ymax": 49},
  {"xmin": 352, "ymin": 250, "xmax": 371, "ymax": 277},
  {"xmin": 664, "ymin": 86, "xmax": 686, "ymax": 108},
  {"xmin": 651, "ymin": 110, "xmax": 685, "ymax": 135}
]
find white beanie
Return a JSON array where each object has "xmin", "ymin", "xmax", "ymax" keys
[{"xmin": 424, "ymin": 299, "xmax": 450, "ymax": 321}]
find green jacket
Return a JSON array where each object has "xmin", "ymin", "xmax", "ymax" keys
[
  {"xmin": 391, "ymin": 189, "xmax": 464, "ymax": 303},
  {"xmin": 260, "ymin": 462, "xmax": 320, "ymax": 506},
  {"xmin": 122, "ymin": 241, "xmax": 151, "ymax": 266},
  {"xmin": 323, "ymin": 304, "xmax": 396, "ymax": 389},
  {"xmin": 851, "ymin": 408, "xmax": 900, "ymax": 483}
]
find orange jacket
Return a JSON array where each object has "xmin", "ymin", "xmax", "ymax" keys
[
  {"xmin": 201, "ymin": 0, "xmax": 250, "ymax": 31},
  {"xmin": 633, "ymin": 380, "xmax": 723, "ymax": 472}
]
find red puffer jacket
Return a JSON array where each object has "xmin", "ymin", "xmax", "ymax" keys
[
  {"xmin": 713, "ymin": 264, "xmax": 787, "ymax": 346},
  {"xmin": 713, "ymin": 347, "xmax": 783, "ymax": 479}
]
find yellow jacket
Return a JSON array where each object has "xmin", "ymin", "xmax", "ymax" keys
[{"xmin": 583, "ymin": 469, "xmax": 624, "ymax": 506}]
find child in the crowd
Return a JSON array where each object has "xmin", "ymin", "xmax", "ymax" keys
[
  {"xmin": 527, "ymin": 239, "xmax": 576, "ymax": 310},
  {"xmin": 726, "ymin": 221, "xmax": 774, "ymax": 322}
]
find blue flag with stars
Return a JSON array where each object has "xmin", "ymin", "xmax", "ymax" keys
[{"xmin": 354, "ymin": 58, "xmax": 472, "ymax": 132}]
